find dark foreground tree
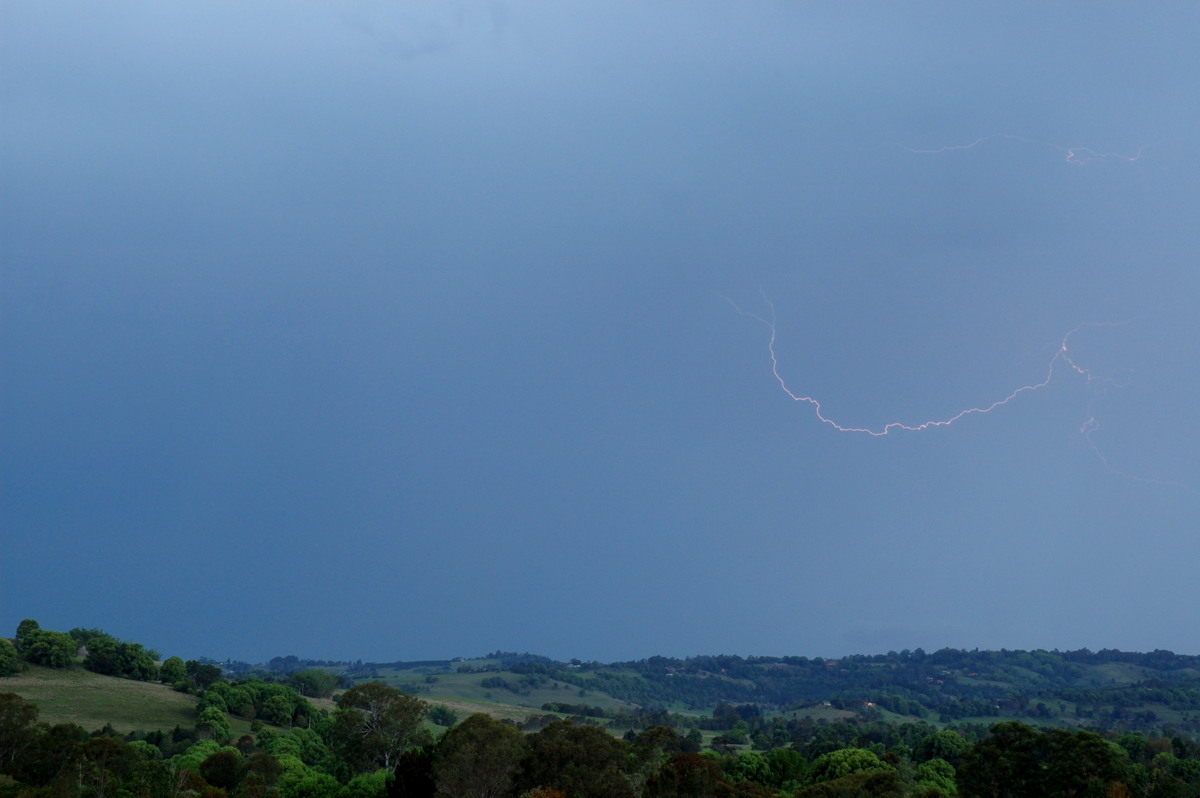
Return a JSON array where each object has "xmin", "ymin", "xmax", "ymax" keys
[
  {"xmin": 56, "ymin": 736, "xmax": 137, "ymax": 798},
  {"xmin": 794, "ymin": 770, "xmax": 903, "ymax": 798},
  {"xmin": 959, "ymin": 721, "xmax": 1133, "ymax": 798},
  {"xmin": 334, "ymin": 682, "xmax": 430, "ymax": 771},
  {"xmin": 644, "ymin": 752, "xmax": 723, "ymax": 798},
  {"xmin": 516, "ymin": 720, "xmax": 634, "ymax": 798},
  {"xmin": 390, "ymin": 747, "xmax": 436, "ymax": 798},
  {"xmin": 0, "ymin": 692, "xmax": 38, "ymax": 772},
  {"xmin": 433, "ymin": 713, "xmax": 525, "ymax": 798}
]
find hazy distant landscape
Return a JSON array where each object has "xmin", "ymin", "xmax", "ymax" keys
[{"xmin": 4, "ymin": 620, "xmax": 1200, "ymax": 796}]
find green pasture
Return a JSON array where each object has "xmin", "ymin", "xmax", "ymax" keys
[
  {"xmin": 2, "ymin": 665, "xmax": 198, "ymax": 734},
  {"xmin": 371, "ymin": 667, "xmax": 638, "ymax": 713}
]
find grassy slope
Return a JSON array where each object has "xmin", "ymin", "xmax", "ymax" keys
[
  {"xmin": 0, "ymin": 663, "xmax": 562, "ymax": 736},
  {"xmin": 367, "ymin": 663, "xmax": 679, "ymax": 725},
  {"xmin": 3, "ymin": 665, "xmax": 199, "ymax": 734}
]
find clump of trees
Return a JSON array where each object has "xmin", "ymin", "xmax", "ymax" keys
[
  {"xmin": 2, "ymin": 619, "xmax": 179, "ymax": 679},
  {"xmin": 13, "ymin": 619, "xmax": 77, "ymax": 669},
  {"xmin": 81, "ymin": 632, "xmax": 160, "ymax": 680}
]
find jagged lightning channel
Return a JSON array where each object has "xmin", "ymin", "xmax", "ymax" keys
[
  {"xmin": 726, "ymin": 294, "xmax": 1117, "ymax": 436},
  {"xmin": 730, "ymin": 296, "xmax": 1193, "ymax": 490}
]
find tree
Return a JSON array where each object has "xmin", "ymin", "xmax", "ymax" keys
[
  {"xmin": 68, "ymin": 627, "xmax": 111, "ymax": 648},
  {"xmin": 14, "ymin": 619, "xmax": 40, "ymax": 653},
  {"xmin": 262, "ymin": 694, "xmax": 295, "ymax": 726},
  {"xmin": 915, "ymin": 731, "xmax": 970, "ymax": 768},
  {"xmin": 196, "ymin": 706, "xmax": 231, "ymax": 743},
  {"xmin": 516, "ymin": 720, "xmax": 634, "ymax": 798},
  {"xmin": 0, "ymin": 692, "xmax": 39, "ymax": 772},
  {"xmin": 126, "ymin": 757, "xmax": 178, "ymax": 798},
  {"xmin": 10, "ymin": 721, "xmax": 89, "ymax": 785},
  {"xmin": 58, "ymin": 736, "xmax": 137, "ymax": 798},
  {"xmin": 224, "ymin": 685, "xmax": 256, "ymax": 718},
  {"xmin": 198, "ymin": 690, "xmax": 229, "ymax": 715},
  {"xmin": 429, "ymin": 705, "xmax": 459, "ymax": 727},
  {"xmin": 200, "ymin": 747, "xmax": 243, "ymax": 790},
  {"xmin": 809, "ymin": 748, "xmax": 894, "ymax": 784},
  {"xmin": 914, "ymin": 758, "xmax": 957, "ymax": 796},
  {"xmin": 83, "ymin": 635, "xmax": 123, "ymax": 676},
  {"xmin": 644, "ymin": 752, "xmax": 722, "ymax": 798},
  {"xmin": 724, "ymin": 751, "xmax": 771, "ymax": 786},
  {"xmin": 118, "ymin": 641, "xmax": 158, "ymax": 680},
  {"xmin": 333, "ymin": 682, "xmax": 430, "ymax": 771},
  {"xmin": 958, "ymin": 721, "xmax": 1040, "ymax": 798},
  {"xmin": 795, "ymin": 769, "xmax": 903, "ymax": 798},
  {"xmin": 159, "ymin": 655, "xmax": 186, "ymax": 684},
  {"xmin": 24, "ymin": 629, "xmax": 76, "ymax": 668},
  {"xmin": 83, "ymin": 636, "xmax": 157, "ymax": 680},
  {"xmin": 765, "ymin": 748, "xmax": 807, "ymax": 789},
  {"xmin": 0, "ymin": 639, "xmax": 19, "ymax": 677},
  {"xmin": 185, "ymin": 660, "xmax": 225, "ymax": 690},
  {"xmin": 344, "ymin": 768, "xmax": 396, "ymax": 798},
  {"xmin": 434, "ymin": 713, "xmax": 526, "ymax": 798},
  {"xmin": 275, "ymin": 754, "xmax": 341, "ymax": 798},
  {"xmin": 959, "ymin": 722, "xmax": 1132, "ymax": 798},
  {"xmin": 239, "ymin": 751, "xmax": 285, "ymax": 798},
  {"xmin": 629, "ymin": 726, "xmax": 685, "ymax": 795},
  {"xmin": 289, "ymin": 668, "xmax": 341, "ymax": 698},
  {"xmin": 391, "ymin": 747, "xmax": 437, "ymax": 798},
  {"xmin": 176, "ymin": 739, "xmax": 224, "ymax": 775},
  {"xmin": 1040, "ymin": 728, "xmax": 1131, "ymax": 798}
]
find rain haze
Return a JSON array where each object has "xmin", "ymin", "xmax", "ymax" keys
[{"xmin": 3, "ymin": 1, "xmax": 1198, "ymax": 663}]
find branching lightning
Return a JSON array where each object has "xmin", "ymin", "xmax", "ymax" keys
[
  {"xmin": 906, "ymin": 134, "xmax": 1149, "ymax": 165},
  {"xmin": 727, "ymin": 293, "xmax": 1109, "ymax": 436},
  {"xmin": 727, "ymin": 294, "xmax": 1191, "ymax": 490}
]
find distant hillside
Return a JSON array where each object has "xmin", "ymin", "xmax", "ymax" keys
[
  {"xmin": 7, "ymin": 638, "xmax": 1199, "ymax": 739},
  {"xmin": 331, "ymin": 648, "xmax": 1200, "ymax": 736}
]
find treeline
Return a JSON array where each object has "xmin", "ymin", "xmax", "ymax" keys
[
  {"xmin": 2, "ymin": 619, "xmax": 349, "ymax": 702},
  {"xmin": 497, "ymin": 649, "xmax": 1200, "ymax": 733},
  {"xmin": 1, "ymin": 620, "xmax": 175, "ymax": 684},
  {"xmin": 5, "ymin": 685, "xmax": 1200, "ymax": 797}
]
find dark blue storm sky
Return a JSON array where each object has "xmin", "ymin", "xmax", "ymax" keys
[{"xmin": 3, "ymin": 1, "xmax": 1198, "ymax": 663}]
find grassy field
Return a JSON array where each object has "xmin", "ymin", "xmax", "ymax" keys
[
  {"xmin": 372, "ymin": 666, "xmax": 638, "ymax": 714},
  {"xmin": 1, "ymin": 665, "xmax": 578, "ymax": 736},
  {"xmin": 2, "ymin": 665, "xmax": 199, "ymax": 734}
]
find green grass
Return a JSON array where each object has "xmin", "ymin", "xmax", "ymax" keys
[
  {"xmin": 2, "ymin": 665, "xmax": 199, "ymax": 734},
  {"xmin": 372, "ymin": 668, "xmax": 638, "ymax": 714}
]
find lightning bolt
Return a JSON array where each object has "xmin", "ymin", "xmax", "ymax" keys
[
  {"xmin": 727, "ymin": 294, "xmax": 1193, "ymax": 491},
  {"xmin": 727, "ymin": 293, "xmax": 1107, "ymax": 435},
  {"xmin": 906, "ymin": 134, "xmax": 1149, "ymax": 165}
]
